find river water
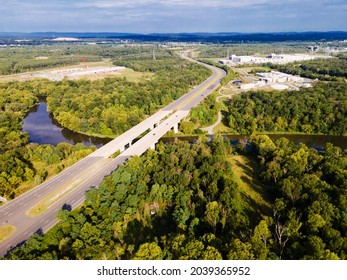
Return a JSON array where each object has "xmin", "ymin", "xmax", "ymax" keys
[
  {"xmin": 22, "ymin": 102, "xmax": 111, "ymax": 147},
  {"xmin": 160, "ymin": 134, "xmax": 347, "ymax": 150},
  {"xmin": 23, "ymin": 102, "xmax": 347, "ymax": 150}
]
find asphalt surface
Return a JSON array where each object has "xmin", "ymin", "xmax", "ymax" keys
[{"xmin": 0, "ymin": 53, "xmax": 225, "ymax": 257}]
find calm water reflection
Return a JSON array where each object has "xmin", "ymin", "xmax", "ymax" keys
[
  {"xmin": 23, "ymin": 102, "xmax": 111, "ymax": 147},
  {"xmin": 161, "ymin": 134, "xmax": 347, "ymax": 150},
  {"xmin": 23, "ymin": 102, "xmax": 346, "ymax": 150}
]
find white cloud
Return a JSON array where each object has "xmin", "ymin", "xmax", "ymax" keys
[{"xmin": 0, "ymin": 0, "xmax": 345, "ymax": 33}]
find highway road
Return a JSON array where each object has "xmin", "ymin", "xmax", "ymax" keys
[
  {"xmin": 0, "ymin": 52, "xmax": 225, "ymax": 257},
  {"xmin": 90, "ymin": 52, "xmax": 224, "ymax": 158}
]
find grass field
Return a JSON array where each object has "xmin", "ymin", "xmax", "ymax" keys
[
  {"xmin": 228, "ymin": 155, "xmax": 271, "ymax": 225},
  {"xmin": 117, "ymin": 68, "xmax": 154, "ymax": 82},
  {"xmin": 0, "ymin": 225, "xmax": 16, "ymax": 243},
  {"xmin": 238, "ymin": 66, "xmax": 272, "ymax": 73},
  {"xmin": 213, "ymin": 122, "xmax": 230, "ymax": 133}
]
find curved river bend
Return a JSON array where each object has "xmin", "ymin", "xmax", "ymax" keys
[{"xmin": 23, "ymin": 102, "xmax": 111, "ymax": 147}]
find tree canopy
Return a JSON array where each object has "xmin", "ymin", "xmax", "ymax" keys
[
  {"xmin": 4, "ymin": 137, "xmax": 347, "ymax": 260},
  {"xmin": 226, "ymin": 82, "xmax": 347, "ymax": 135}
]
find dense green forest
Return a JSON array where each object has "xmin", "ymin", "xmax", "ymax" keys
[
  {"xmin": 4, "ymin": 136, "xmax": 347, "ymax": 260},
  {"xmin": 245, "ymin": 135, "xmax": 347, "ymax": 259},
  {"xmin": 0, "ymin": 82, "xmax": 95, "ymax": 198},
  {"xmin": 226, "ymin": 82, "xmax": 347, "ymax": 135},
  {"xmin": 268, "ymin": 56, "xmax": 347, "ymax": 81}
]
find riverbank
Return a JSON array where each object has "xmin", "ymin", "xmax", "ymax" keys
[{"xmin": 160, "ymin": 133, "xmax": 347, "ymax": 150}]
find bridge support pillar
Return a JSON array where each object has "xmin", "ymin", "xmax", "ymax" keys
[
  {"xmin": 173, "ymin": 123, "xmax": 178, "ymax": 134},
  {"xmin": 150, "ymin": 142, "xmax": 157, "ymax": 150}
]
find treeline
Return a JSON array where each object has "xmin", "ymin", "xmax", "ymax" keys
[
  {"xmin": 267, "ymin": 56, "xmax": 347, "ymax": 81},
  {"xmin": 0, "ymin": 56, "xmax": 101, "ymax": 75},
  {"xmin": 45, "ymin": 55, "xmax": 211, "ymax": 137},
  {"xmin": 226, "ymin": 82, "xmax": 347, "ymax": 135},
  {"xmin": 0, "ymin": 45, "xmax": 169, "ymax": 75},
  {"xmin": 0, "ymin": 82, "xmax": 95, "ymax": 198},
  {"xmin": 5, "ymin": 136, "xmax": 347, "ymax": 259},
  {"xmin": 0, "ymin": 45, "xmax": 102, "ymax": 74},
  {"xmin": 197, "ymin": 43, "xmax": 310, "ymax": 58}
]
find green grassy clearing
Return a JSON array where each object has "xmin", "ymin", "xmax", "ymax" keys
[
  {"xmin": 0, "ymin": 225, "xmax": 16, "ymax": 243},
  {"xmin": 228, "ymin": 155, "xmax": 271, "ymax": 225}
]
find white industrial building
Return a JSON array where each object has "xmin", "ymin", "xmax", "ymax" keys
[
  {"xmin": 257, "ymin": 71, "xmax": 298, "ymax": 83},
  {"xmin": 220, "ymin": 53, "xmax": 331, "ymax": 65},
  {"xmin": 239, "ymin": 71, "xmax": 312, "ymax": 91}
]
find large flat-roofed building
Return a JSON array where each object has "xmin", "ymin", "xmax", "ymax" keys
[
  {"xmin": 257, "ymin": 71, "xmax": 293, "ymax": 83},
  {"xmin": 220, "ymin": 53, "xmax": 331, "ymax": 65},
  {"xmin": 239, "ymin": 71, "xmax": 313, "ymax": 91}
]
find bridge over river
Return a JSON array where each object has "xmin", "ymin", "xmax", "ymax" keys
[{"xmin": 0, "ymin": 52, "xmax": 225, "ymax": 257}]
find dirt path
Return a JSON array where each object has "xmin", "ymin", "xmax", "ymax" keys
[
  {"xmin": 201, "ymin": 85, "xmax": 235, "ymax": 134},
  {"xmin": 202, "ymin": 111, "xmax": 222, "ymax": 134}
]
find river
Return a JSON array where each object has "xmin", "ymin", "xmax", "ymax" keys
[
  {"xmin": 160, "ymin": 134, "xmax": 347, "ymax": 150},
  {"xmin": 22, "ymin": 102, "xmax": 111, "ymax": 147},
  {"xmin": 23, "ymin": 102, "xmax": 347, "ymax": 150}
]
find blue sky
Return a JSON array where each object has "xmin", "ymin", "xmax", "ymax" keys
[{"xmin": 0, "ymin": 0, "xmax": 346, "ymax": 33}]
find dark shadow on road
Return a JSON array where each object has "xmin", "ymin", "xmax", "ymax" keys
[
  {"xmin": 62, "ymin": 203, "xmax": 72, "ymax": 212},
  {"xmin": 2, "ymin": 227, "xmax": 45, "ymax": 258},
  {"xmin": 35, "ymin": 228, "xmax": 44, "ymax": 236}
]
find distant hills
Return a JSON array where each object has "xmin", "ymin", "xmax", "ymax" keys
[{"xmin": 1, "ymin": 31, "xmax": 347, "ymax": 43}]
